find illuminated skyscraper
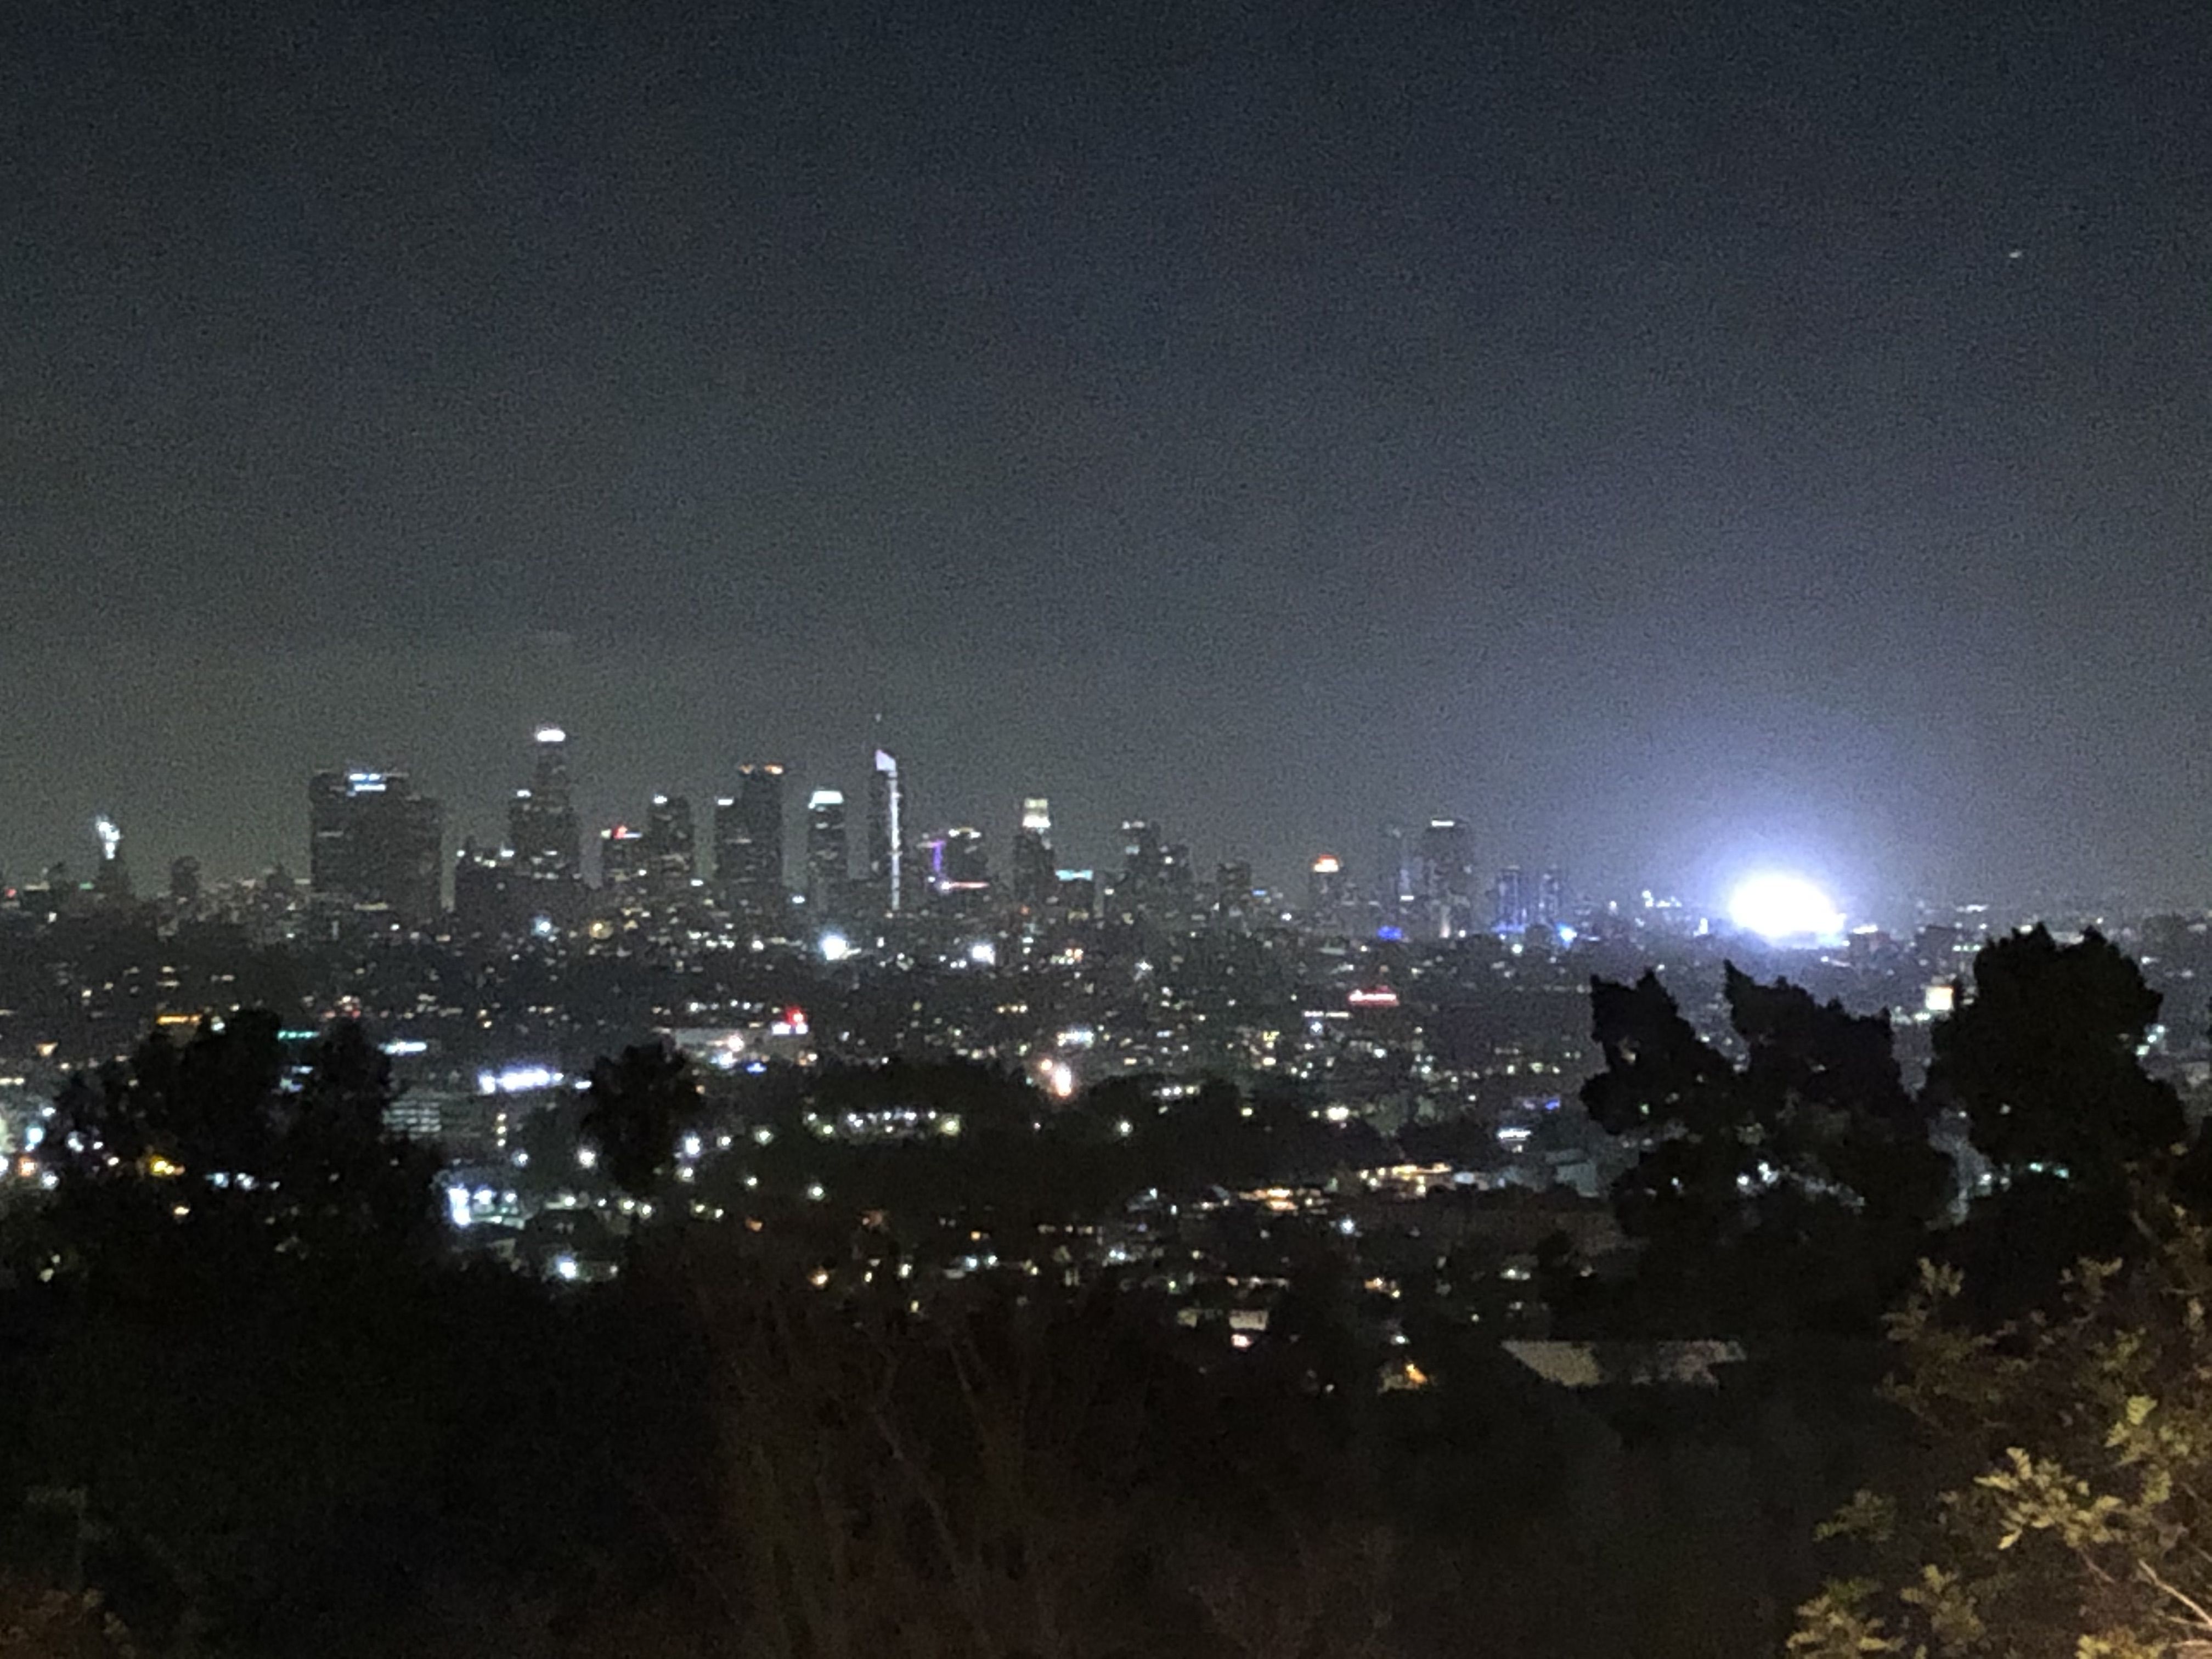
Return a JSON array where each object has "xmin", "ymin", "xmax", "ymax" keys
[
  {"xmin": 1012, "ymin": 797, "xmax": 1053, "ymax": 910},
  {"xmin": 716, "ymin": 765, "xmax": 786, "ymax": 917},
  {"xmin": 452, "ymin": 838, "xmax": 522, "ymax": 938},
  {"xmin": 867, "ymin": 749, "xmax": 904, "ymax": 913},
  {"xmin": 1537, "ymin": 867, "xmax": 1568, "ymax": 928},
  {"xmin": 508, "ymin": 726, "xmax": 582, "ymax": 889},
  {"xmin": 309, "ymin": 769, "xmax": 443, "ymax": 921},
  {"xmin": 643, "ymin": 794, "xmax": 697, "ymax": 899},
  {"xmin": 1493, "ymin": 865, "xmax": 1528, "ymax": 933},
  {"xmin": 926, "ymin": 826, "xmax": 989, "ymax": 915},
  {"xmin": 805, "ymin": 789, "xmax": 849, "ymax": 913},
  {"xmin": 1377, "ymin": 822, "xmax": 1415, "ymax": 925},
  {"xmin": 599, "ymin": 824, "xmax": 650, "ymax": 897},
  {"xmin": 1309, "ymin": 854, "xmax": 1349, "ymax": 928},
  {"xmin": 91, "ymin": 815, "xmax": 132, "ymax": 904},
  {"xmin": 1417, "ymin": 817, "xmax": 1476, "ymax": 938},
  {"xmin": 1114, "ymin": 819, "xmax": 1164, "ymax": 920}
]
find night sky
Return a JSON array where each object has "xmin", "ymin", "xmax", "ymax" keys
[{"xmin": 5, "ymin": 1, "xmax": 2209, "ymax": 915}]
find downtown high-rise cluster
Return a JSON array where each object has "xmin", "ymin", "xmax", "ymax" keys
[{"xmin": 296, "ymin": 729, "xmax": 1571, "ymax": 946}]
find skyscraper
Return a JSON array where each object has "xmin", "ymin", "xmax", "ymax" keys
[
  {"xmin": 1537, "ymin": 867, "xmax": 1568, "ymax": 929},
  {"xmin": 599, "ymin": 824, "xmax": 650, "ymax": 897},
  {"xmin": 716, "ymin": 764, "xmax": 786, "ymax": 917},
  {"xmin": 1012, "ymin": 797, "xmax": 1053, "ymax": 910},
  {"xmin": 1376, "ymin": 821, "xmax": 1413, "ymax": 931},
  {"xmin": 507, "ymin": 727, "xmax": 582, "ymax": 919},
  {"xmin": 91, "ymin": 815, "xmax": 132, "ymax": 904},
  {"xmin": 928, "ymin": 826, "xmax": 989, "ymax": 912},
  {"xmin": 643, "ymin": 794, "xmax": 697, "ymax": 900},
  {"xmin": 867, "ymin": 749, "xmax": 904, "ymax": 914},
  {"xmin": 1113, "ymin": 819, "xmax": 1165, "ymax": 922},
  {"xmin": 1309, "ymin": 854, "xmax": 1348, "ymax": 928},
  {"xmin": 1493, "ymin": 865, "xmax": 1528, "ymax": 934},
  {"xmin": 1214, "ymin": 859, "xmax": 1256, "ymax": 932},
  {"xmin": 452, "ymin": 838, "xmax": 521, "ymax": 938},
  {"xmin": 309, "ymin": 769, "xmax": 443, "ymax": 921},
  {"xmin": 1417, "ymin": 817, "xmax": 1476, "ymax": 939},
  {"xmin": 805, "ymin": 789, "xmax": 849, "ymax": 914}
]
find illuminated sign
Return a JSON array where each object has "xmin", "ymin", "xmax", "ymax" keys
[{"xmin": 1347, "ymin": 987, "xmax": 1400, "ymax": 1009}]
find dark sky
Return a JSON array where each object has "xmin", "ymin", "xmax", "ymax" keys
[{"xmin": 5, "ymin": 0, "xmax": 2210, "ymax": 917}]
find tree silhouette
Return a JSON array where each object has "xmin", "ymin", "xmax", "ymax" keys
[
  {"xmin": 278, "ymin": 1022, "xmax": 438, "ymax": 1253},
  {"xmin": 1930, "ymin": 926, "xmax": 2186, "ymax": 1308},
  {"xmin": 1580, "ymin": 965, "xmax": 1945, "ymax": 1335},
  {"xmin": 1931, "ymin": 926, "xmax": 2181, "ymax": 1182},
  {"xmin": 581, "ymin": 1042, "xmax": 698, "ymax": 1204}
]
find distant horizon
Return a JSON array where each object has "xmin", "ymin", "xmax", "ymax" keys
[{"xmin": 8, "ymin": 3, "xmax": 2210, "ymax": 926}]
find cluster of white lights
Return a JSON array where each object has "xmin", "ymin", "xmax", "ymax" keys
[{"xmin": 1726, "ymin": 873, "xmax": 1845, "ymax": 943}]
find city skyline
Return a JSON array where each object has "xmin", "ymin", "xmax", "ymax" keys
[
  {"xmin": 0, "ymin": 708, "xmax": 2178, "ymax": 927},
  {"xmin": 8, "ymin": 3, "xmax": 2211, "ymax": 910},
  {"xmin": 9, "ymin": 5, "xmax": 2212, "ymax": 1655}
]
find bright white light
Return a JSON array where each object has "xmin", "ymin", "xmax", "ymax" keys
[
  {"xmin": 481, "ymin": 1064, "xmax": 561, "ymax": 1096},
  {"xmin": 820, "ymin": 930, "xmax": 852, "ymax": 962},
  {"xmin": 94, "ymin": 816, "xmax": 120, "ymax": 860},
  {"xmin": 1046, "ymin": 1062, "xmax": 1076, "ymax": 1101},
  {"xmin": 967, "ymin": 940, "xmax": 997, "ymax": 968},
  {"xmin": 535, "ymin": 726, "xmax": 567, "ymax": 744},
  {"xmin": 1727, "ymin": 874, "xmax": 1844, "ymax": 943}
]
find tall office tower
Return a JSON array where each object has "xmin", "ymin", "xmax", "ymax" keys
[
  {"xmin": 168, "ymin": 855, "xmax": 202, "ymax": 909},
  {"xmin": 1114, "ymin": 819, "xmax": 1165, "ymax": 919},
  {"xmin": 1120, "ymin": 819, "xmax": 1163, "ymax": 882},
  {"xmin": 934, "ymin": 827, "xmax": 989, "ymax": 888},
  {"xmin": 642, "ymin": 794, "xmax": 697, "ymax": 900},
  {"xmin": 1163, "ymin": 840, "xmax": 1196, "ymax": 920},
  {"xmin": 1214, "ymin": 859, "xmax": 1256, "ymax": 932},
  {"xmin": 715, "ymin": 764, "xmax": 786, "ymax": 917},
  {"xmin": 452, "ymin": 838, "xmax": 521, "ymax": 937},
  {"xmin": 1537, "ymin": 866, "xmax": 1567, "ymax": 928},
  {"xmin": 805, "ymin": 789, "xmax": 849, "ymax": 914},
  {"xmin": 504, "ymin": 727, "xmax": 582, "ymax": 925},
  {"xmin": 309, "ymin": 769, "xmax": 444, "ymax": 922},
  {"xmin": 599, "ymin": 824, "xmax": 650, "ymax": 897},
  {"xmin": 1012, "ymin": 797, "xmax": 1054, "ymax": 909},
  {"xmin": 1052, "ymin": 868, "xmax": 1098, "ymax": 921},
  {"xmin": 1309, "ymin": 854, "xmax": 1348, "ymax": 926},
  {"xmin": 867, "ymin": 749, "xmax": 904, "ymax": 913},
  {"xmin": 1493, "ymin": 865, "xmax": 1528, "ymax": 933},
  {"xmin": 91, "ymin": 815, "xmax": 132, "ymax": 903},
  {"xmin": 1417, "ymin": 817, "xmax": 1476, "ymax": 939},
  {"xmin": 1374, "ymin": 822, "xmax": 1412, "ymax": 930}
]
